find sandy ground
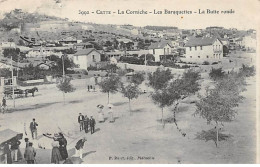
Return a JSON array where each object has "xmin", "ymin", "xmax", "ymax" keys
[{"xmin": 0, "ymin": 52, "xmax": 256, "ymax": 164}]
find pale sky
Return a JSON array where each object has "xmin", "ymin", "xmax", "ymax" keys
[{"xmin": 0, "ymin": 0, "xmax": 259, "ymax": 30}]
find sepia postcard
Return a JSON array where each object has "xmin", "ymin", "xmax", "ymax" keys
[{"xmin": 0, "ymin": 0, "xmax": 259, "ymax": 165}]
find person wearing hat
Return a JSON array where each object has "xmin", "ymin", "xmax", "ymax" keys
[
  {"xmin": 89, "ymin": 116, "xmax": 96, "ymax": 134},
  {"xmin": 24, "ymin": 138, "xmax": 29, "ymax": 148},
  {"xmin": 30, "ymin": 118, "xmax": 38, "ymax": 140},
  {"xmin": 24, "ymin": 142, "xmax": 36, "ymax": 164},
  {"xmin": 83, "ymin": 115, "xmax": 90, "ymax": 133},
  {"xmin": 75, "ymin": 137, "xmax": 87, "ymax": 159},
  {"xmin": 97, "ymin": 105, "xmax": 105, "ymax": 123},
  {"xmin": 51, "ymin": 134, "xmax": 63, "ymax": 164},
  {"xmin": 78, "ymin": 113, "xmax": 85, "ymax": 131},
  {"xmin": 58, "ymin": 133, "xmax": 68, "ymax": 160}
]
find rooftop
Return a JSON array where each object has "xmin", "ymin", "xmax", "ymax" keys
[{"xmin": 185, "ymin": 37, "xmax": 221, "ymax": 47}]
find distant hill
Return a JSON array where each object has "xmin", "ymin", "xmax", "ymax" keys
[{"xmin": 0, "ymin": 9, "xmax": 65, "ymax": 31}]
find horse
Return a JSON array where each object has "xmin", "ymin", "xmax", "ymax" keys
[{"xmin": 25, "ymin": 87, "xmax": 38, "ymax": 97}]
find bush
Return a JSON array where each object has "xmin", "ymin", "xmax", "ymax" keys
[
  {"xmin": 202, "ymin": 61, "xmax": 210, "ymax": 65},
  {"xmin": 212, "ymin": 62, "xmax": 218, "ymax": 65},
  {"xmin": 209, "ymin": 68, "xmax": 226, "ymax": 81},
  {"xmin": 87, "ymin": 65, "xmax": 98, "ymax": 71},
  {"xmin": 239, "ymin": 64, "xmax": 255, "ymax": 77}
]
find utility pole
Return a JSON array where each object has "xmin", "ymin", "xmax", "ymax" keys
[
  {"xmin": 11, "ymin": 56, "xmax": 15, "ymax": 108},
  {"xmin": 62, "ymin": 55, "xmax": 65, "ymax": 78}
]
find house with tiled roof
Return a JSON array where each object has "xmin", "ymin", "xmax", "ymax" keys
[
  {"xmin": 73, "ymin": 48, "xmax": 101, "ymax": 70},
  {"xmin": 148, "ymin": 41, "xmax": 174, "ymax": 62},
  {"xmin": 183, "ymin": 36, "xmax": 223, "ymax": 63}
]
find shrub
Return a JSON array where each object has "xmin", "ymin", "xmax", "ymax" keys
[
  {"xmin": 212, "ymin": 62, "xmax": 218, "ymax": 65},
  {"xmin": 202, "ymin": 61, "xmax": 210, "ymax": 65}
]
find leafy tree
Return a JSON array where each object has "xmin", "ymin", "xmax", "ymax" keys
[
  {"xmin": 3, "ymin": 48, "xmax": 20, "ymax": 62},
  {"xmin": 239, "ymin": 64, "xmax": 255, "ymax": 77},
  {"xmin": 194, "ymin": 73, "xmax": 244, "ymax": 147},
  {"xmin": 57, "ymin": 77, "xmax": 75, "ymax": 104},
  {"xmin": 99, "ymin": 75, "xmax": 121, "ymax": 104},
  {"xmin": 121, "ymin": 83, "xmax": 141, "ymax": 112},
  {"xmin": 148, "ymin": 67, "xmax": 173, "ymax": 90},
  {"xmin": 209, "ymin": 68, "xmax": 226, "ymax": 81},
  {"xmin": 131, "ymin": 72, "xmax": 145, "ymax": 85},
  {"xmin": 151, "ymin": 88, "xmax": 175, "ymax": 127}
]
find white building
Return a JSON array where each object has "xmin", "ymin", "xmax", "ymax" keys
[
  {"xmin": 26, "ymin": 47, "xmax": 62, "ymax": 58},
  {"xmin": 183, "ymin": 37, "xmax": 223, "ymax": 64},
  {"xmin": 148, "ymin": 41, "xmax": 174, "ymax": 62},
  {"xmin": 73, "ymin": 48, "xmax": 101, "ymax": 70}
]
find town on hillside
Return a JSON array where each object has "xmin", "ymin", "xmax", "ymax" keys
[{"xmin": 0, "ymin": 9, "xmax": 257, "ymax": 164}]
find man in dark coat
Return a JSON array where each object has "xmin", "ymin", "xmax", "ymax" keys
[
  {"xmin": 89, "ymin": 116, "xmax": 96, "ymax": 134},
  {"xmin": 83, "ymin": 115, "xmax": 89, "ymax": 133},
  {"xmin": 78, "ymin": 113, "xmax": 84, "ymax": 131},
  {"xmin": 30, "ymin": 118, "xmax": 38, "ymax": 140},
  {"xmin": 75, "ymin": 137, "xmax": 87, "ymax": 159}
]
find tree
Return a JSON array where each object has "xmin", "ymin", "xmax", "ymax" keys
[
  {"xmin": 57, "ymin": 77, "xmax": 75, "ymax": 104},
  {"xmin": 209, "ymin": 68, "xmax": 226, "ymax": 81},
  {"xmin": 131, "ymin": 72, "xmax": 145, "ymax": 85},
  {"xmin": 239, "ymin": 64, "xmax": 255, "ymax": 77},
  {"xmin": 98, "ymin": 75, "xmax": 121, "ymax": 104},
  {"xmin": 194, "ymin": 73, "xmax": 244, "ymax": 147},
  {"xmin": 3, "ymin": 48, "xmax": 20, "ymax": 62},
  {"xmin": 148, "ymin": 67, "xmax": 173, "ymax": 90},
  {"xmin": 151, "ymin": 88, "xmax": 175, "ymax": 127},
  {"xmin": 121, "ymin": 83, "xmax": 141, "ymax": 113}
]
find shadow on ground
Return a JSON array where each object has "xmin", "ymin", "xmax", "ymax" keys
[
  {"xmin": 68, "ymin": 100, "xmax": 83, "ymax": 104},
  {"xmin": 195, "ymin": 129, "xmax": 233, "ymax": 147},
  {"xmin": 7, "ymin": 102, "xmax": 60, "ymax": 113},
  {"xmin": 112, "ymin": 102, "xmax": 128, "ymax": 106}
]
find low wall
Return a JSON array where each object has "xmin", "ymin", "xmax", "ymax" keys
[
  {"xmin": 117, "ymin": 63, "xmax": 185, "ymax": 75},
  {"xmin": 24, "ymin": 79, "xmax": 45, "ymax": 84}
]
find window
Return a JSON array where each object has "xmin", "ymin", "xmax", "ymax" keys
[
  {"xmin": 190, "ymin": 56, "xmax": 192, "ymax": 58},
  {"xmin": 206, "ymin": 56, "xmax": 209, "ymax": 58},
  {"xmin": 153, "ymin": 49, "xmax": 155, "ymax": 54},
  {"xmin": 195, "ymin": 46, "xmax": 197, "ymax": 50},
  {"xmin": 190, "ymin": 47, "xmax": 192, "ymax": 51},
  {"xmin": 167, "ymin": 48, "xmax": 169, "ymax": 54},
  {"xmin": 198, "ymin": 56, "xmax": 200, "ymax": 58},
  {"xmin": 200, "ymin": 46, "xmax": 203, "ymax": 50},
  {"xmin": 92, "ymin": 55, "xmax": 96, "ymax": 62},
  {"xmin": 213, "ymin": 54, "xmax": 215, "ymax": 58}
]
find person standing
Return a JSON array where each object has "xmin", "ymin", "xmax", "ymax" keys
[
  {"xmin": 89, "ymin": 116, "xmax": 96, "ymax": 134},
  {"xmin": 58, "ymin": 133, "xmax": 68, "ymax": 160},
  {"xmin": 2, "ymin": 97, "xmax": 7, "ymax": 113},
  {"xmin": 78, "ymin": 113, "xmax": 85, "ymax": 131},
  {"xmin": 24, "ymin": 142, "xmax": 36, "ymax": 164},
  {"xmin": 3, "ymin": 142, "xmax": 12, "ymax": 164},
  {"xmin": 97, "ymin": 105, "xmax": 105, "ymax": 123},
  {"xmin": 75, "ymin": 137, "xmax": 87, "ymax": 159},
  {"xmin": 24, "ymin": 138, "xmax": 29, "ymax": 148},
  {"xmin": 10, "ymin": 138, "xmax": 21, "ymax": 162},
  {"xmin": 51, "ymin": 136, "xmax": 63, "ymax": 164},
  {"xmin": 30, "ymin": 118, "xmax": 38, "ymax": 140},
  {"xmin": 108, "ymin": 105, "xmax": 114, "ymax": 123},
  {"xmin": 83, "ymin": 115, "xmax": 89, "ymax": 133}
]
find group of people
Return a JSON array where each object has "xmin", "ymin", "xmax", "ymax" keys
[
  {"xmin": 97, "ymin": 104, "xmax": 115, "ymax": 123},
  {"xmin": 43, "ymin": 132, "xmax": 68, "ymax": 164},
  {"xmin": 78, "ymin": 113, "xmax": 96, "ymax": 134}
]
